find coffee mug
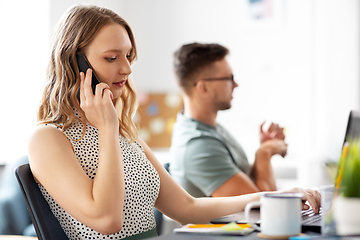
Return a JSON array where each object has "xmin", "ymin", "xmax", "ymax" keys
[{"xmin": 245, "ymin": 192, "xmax": 303, "ymax": 237}]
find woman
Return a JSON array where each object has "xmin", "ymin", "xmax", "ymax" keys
[{"xmin": 28, "ymin": 4, "xmax": 321, "ymax": 240}]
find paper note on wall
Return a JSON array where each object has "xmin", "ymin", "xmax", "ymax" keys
[{"xmin": 135, "ymin": 93, "xmax": 183, "ymax": 148}]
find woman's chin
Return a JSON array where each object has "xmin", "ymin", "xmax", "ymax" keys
[{"xmin": 111, "ymin": 88, "xmax": 123, "ymax": 99}]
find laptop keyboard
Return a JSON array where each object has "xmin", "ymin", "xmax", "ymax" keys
[{"xmin": 302, "ymin": 207, "xmax": 326, "ymax": 225}]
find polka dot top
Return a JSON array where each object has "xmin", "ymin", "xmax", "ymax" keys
[{"xmin": 38, "ymin": 112, "xmax": 160, "ymax": 240}]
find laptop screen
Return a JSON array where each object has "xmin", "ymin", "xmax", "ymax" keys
[{"xmin": 343, "ymin": 110, "xmax": 360, "ymax": 144}]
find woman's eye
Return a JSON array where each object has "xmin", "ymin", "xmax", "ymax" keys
[
  {"xmin": 106, "ymin": 57, "xmax": 116, "ymax": 62},
  {"xmin": 127, "ymin": 55, "xmax": 134, "ymax": 64}
]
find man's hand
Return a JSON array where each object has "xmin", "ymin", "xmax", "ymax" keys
[
  {"xmin": 258, "ymin": 139, "xmax": 288, "ymax": 158},
  {"xmin": 260, "ymin": 121, "xmax": 286, "ymax": 143}
]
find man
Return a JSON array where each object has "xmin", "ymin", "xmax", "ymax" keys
[{"xmin": 169, "ymin": 43, "xmax": 287, "ymax": 198}]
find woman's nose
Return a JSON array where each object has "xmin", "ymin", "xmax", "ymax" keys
[{"xmin": 119, "ymin": 57, "xmax": 132, "ymax": 76}]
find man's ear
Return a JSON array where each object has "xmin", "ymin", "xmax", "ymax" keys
[{"xmin": 195, "ymin": 80, "xmax": 207, "ymax": 94}]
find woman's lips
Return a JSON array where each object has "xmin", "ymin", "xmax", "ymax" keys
[{"xmin": 113, "ymin": 80, "xmax": 126, "ymax": 88}]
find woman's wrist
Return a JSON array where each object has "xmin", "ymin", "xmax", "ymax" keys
[{"xmin": 98, "ymin": 125, "xmax": 119, "ymax": 139}]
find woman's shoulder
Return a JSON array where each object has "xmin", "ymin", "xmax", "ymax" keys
[
  {"xmin": 32, "ymin": 123, "xmax": 62, "ymax": 134},
  {"xmin": 29, "ymin": 124, "xmax": 69, "ymax": 148}
]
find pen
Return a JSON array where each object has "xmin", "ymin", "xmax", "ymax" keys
[{"xmin": 188, "ymin": 223, "xmax": 251, "ymax": 228}]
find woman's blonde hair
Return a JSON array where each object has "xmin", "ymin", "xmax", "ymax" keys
[{"xmin": 38, "ymin": 4, "xmax": 138, "ymax": 142}]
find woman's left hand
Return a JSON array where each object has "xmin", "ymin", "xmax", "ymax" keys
[{"xmin": 280, "ymin": 187, "xmax": 321, "ymax": 213}]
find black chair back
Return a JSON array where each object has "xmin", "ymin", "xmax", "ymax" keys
[
  {"xmin": 15, "ymin": 163, "xmax": 69, "ymax": 240},
  {"xmin": 154, "ymin": 162, "xmax": 170, "ymax": 235}
]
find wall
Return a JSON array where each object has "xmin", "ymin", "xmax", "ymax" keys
[
  {"xmin": 0, "ymin": 0, "xmax": 50, "ymax": 163},
  {"xmin": 117, "ymin": 0, "xmax": 359, "ymax": 187},
  {"xmin": 0, "ymin": 0, "xmax": 118, "ymax": 163},
  {"xmin": 1, "ymin": 0, "xmax": 358, "ymax": 188},
  {"xmin": 50, "ymin": 0, "xmax": 121, "ymax": 32}
]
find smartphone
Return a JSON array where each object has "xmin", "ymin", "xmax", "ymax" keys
[{"xmin": 76, "ymin": 54, "xmax": 100, "ymax": 101}]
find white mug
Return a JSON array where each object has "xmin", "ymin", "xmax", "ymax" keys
[{"xmin": 245, "ymin": 192, "xmax": 303, "ymax": 237}]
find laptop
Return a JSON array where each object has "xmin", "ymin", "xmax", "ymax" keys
[
  {"xmin": 211, "ymin": 110, "xmax": 360, "ymax": 233},
  {"xmin": 210, "ymin": 206, "xmax": 324, "ymax": 233}
]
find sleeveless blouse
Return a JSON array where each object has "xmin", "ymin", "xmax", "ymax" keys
[{"xmin": 38, "ymin": 114, "xmax": 160, "ymax": 240}]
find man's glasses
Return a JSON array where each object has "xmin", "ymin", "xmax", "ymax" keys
[{"xmin": 194, "ymin": 74, "xmax": 235, "ymax": 86}]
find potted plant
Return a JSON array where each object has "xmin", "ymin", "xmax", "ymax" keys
[{"xmin": 333, "ymin": 140, "xmax": 360, "ymax": 235}]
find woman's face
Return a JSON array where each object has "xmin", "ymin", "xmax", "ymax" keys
[{"xmin": 84, "ymin": 23, "xmax": 132, "ymax": 100}]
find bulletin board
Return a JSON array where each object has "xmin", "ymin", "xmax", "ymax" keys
[{"xmin": 135, "ymin": 92, "xmax": 183, "ymax": 148}]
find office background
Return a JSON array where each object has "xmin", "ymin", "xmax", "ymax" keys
[{"xmin": 0, "ymin": 0, "xmax": 359, "ymax": 189}]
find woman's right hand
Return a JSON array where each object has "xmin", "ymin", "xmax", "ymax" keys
[{"xmin": 79, "ymin": 69, "xmax": 119, "ymax": 132}]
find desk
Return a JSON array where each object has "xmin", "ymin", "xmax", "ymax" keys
[
  {"xmin": 0, "ymin": 236, "xmax": 37, "ymax": 240},
  {"xmin": 148, "ymin": 227, "xmax": 321, "ymax": 240},
  {"xmin": 149, "ymin": 232, "xmax": 255, "ymax": 240},
  {"xmin": 148, "ymin": 231, "xmax": 284, "ymax": 240}
]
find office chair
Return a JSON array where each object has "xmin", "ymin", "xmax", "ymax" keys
[
  {"xmin": 154, "ymin": 162, "xmax": 170, "ymax": 235},
  {"xmin": 0, "ymin": 155, "xmax": 34, "ymax": 236},
  {"xmin": 15, "ymin": 163, "xmax": 69, "ymax": 240}
]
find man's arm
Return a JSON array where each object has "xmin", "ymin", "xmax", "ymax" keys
[
  {"xmin": 212, "ymin": 139, "xmax": 287, "ymax": 197},
  {"xmin": 211, "ymin": 171, "xmax": 260, "ymax": 197},
  {"xmin": 249, "ymin": 139, "xmax": 288, "ymax": 191},
  {"xmin": 184, "ymin": 137, "xmax": 261, "ymax": 197}
]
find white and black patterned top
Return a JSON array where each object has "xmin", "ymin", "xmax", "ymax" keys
[{"xmin": 38, "ymin": 112, "xmax": 160, "ymax": 240}]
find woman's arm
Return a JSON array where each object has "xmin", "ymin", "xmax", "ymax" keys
[
  {"xmin": 29, "ymin": 69, "xmax": 125, "ymax": 235},
  {"xmin": 137, "ymin": 137, "xmax": 259, "ymax": 224},
  {"xmin": 137, "ymin": 137, "xmax": 321, "ymax": 225},
  {"xmin": 29, "ymin": 125, "xmax": 124, "ymax": 234}
]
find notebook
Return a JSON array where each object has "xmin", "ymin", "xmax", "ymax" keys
[{"xmin": 211, "ymin": 110, "xmax": 360, "ymax": 233}]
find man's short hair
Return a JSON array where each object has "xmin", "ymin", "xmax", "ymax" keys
[{"xmin": 173, "ymin": 43, "xmax": 229, "ymax": 94}]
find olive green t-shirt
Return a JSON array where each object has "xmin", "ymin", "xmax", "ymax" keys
[{"xmin": 169, "ymin": 113, "xmax": 250, "ymax": 197}]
